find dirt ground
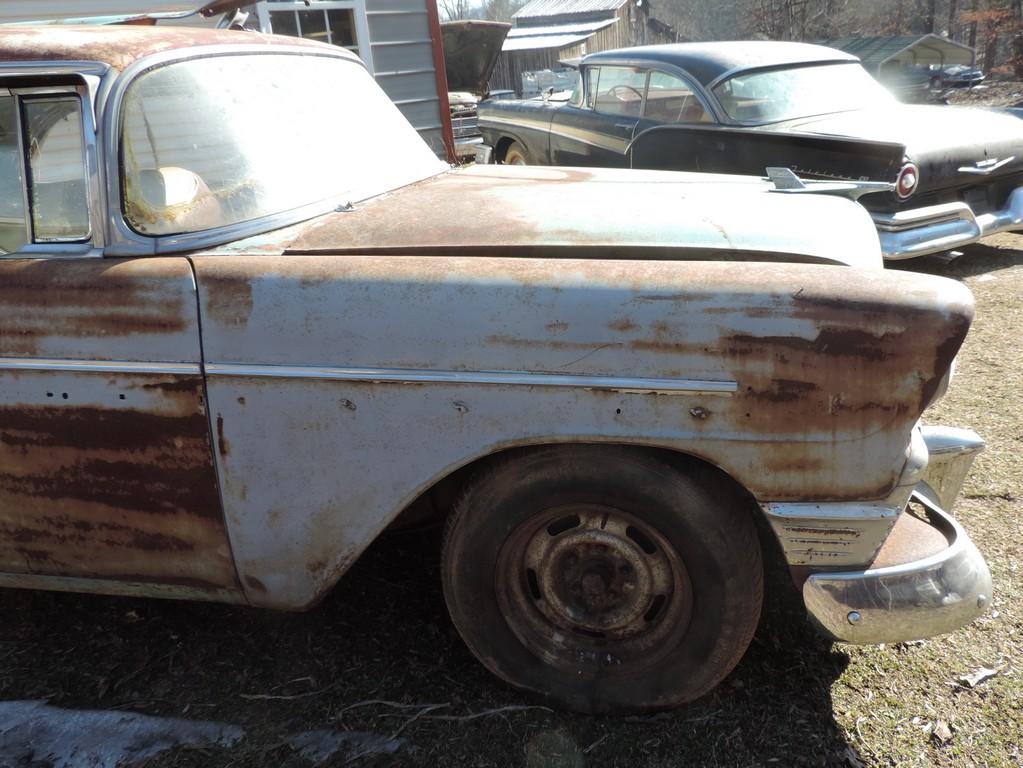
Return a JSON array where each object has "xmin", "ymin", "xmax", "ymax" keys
[
  {"xmin": 945, "ymin": 79, "xmax": 1023, "ymax": 107},
  {"xmin": 1, "ymin": 241, "xmax": 1020, "ymax": 768}
]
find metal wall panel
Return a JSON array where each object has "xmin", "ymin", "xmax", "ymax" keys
[{"xmin": 366, "ymin": 0, "xmax": 445, "ymax": 158}]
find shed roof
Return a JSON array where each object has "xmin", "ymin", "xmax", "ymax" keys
[
  {"xmin": 818, "ymin": 34, "xmax": 974, "ymax": 71},
  {"xmin": 503, "ymin": 17, "xmax": 615, "ymax": 51},
  {"xmin": 513, "ymin": 0, "xmax": 627, "ymax": 22}
]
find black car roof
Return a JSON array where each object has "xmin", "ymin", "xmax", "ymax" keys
[{"xmin": 583, "ymin": 41, "xmax": 859, "ymax": 87}]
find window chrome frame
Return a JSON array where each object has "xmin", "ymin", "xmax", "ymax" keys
[
  {"xmin": 0, "ymin": 62, "xmax": 108, "ymax": 259},
  {"xmin": 580, "ymin": 58, "xmax": 720, "ymax": 123},
  {"xmin": 103, "ymin": 43, "xmax": 438, "ymax": 257}
]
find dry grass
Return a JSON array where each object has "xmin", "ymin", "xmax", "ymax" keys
[{"xmin": 1, "ymin": 242, "xmax": 1021, "ymax": 767}]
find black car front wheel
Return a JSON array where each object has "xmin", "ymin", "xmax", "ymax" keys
[{"xmin": 441, "ymin": 445, "xmax": 763, "ymax": 712}]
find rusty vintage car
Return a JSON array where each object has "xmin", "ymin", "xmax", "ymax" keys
[{"xmin": 0, "ymin": 25, "xmax": 992, "ymax": 713}]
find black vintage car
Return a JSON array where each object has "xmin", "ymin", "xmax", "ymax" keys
[{"xmin": 478, "ymin": 42, "xmax": 1023, "ymax": 260}]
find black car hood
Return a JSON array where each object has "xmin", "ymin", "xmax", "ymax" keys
[
  {"xmin": 441, "ymin": 20, "xmax": 510, "ymax": 96},
  {"xmin": 777, "ymin": 105, "xmax": 1023, "ymax": 190}
]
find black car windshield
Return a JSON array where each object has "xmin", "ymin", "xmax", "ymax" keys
[{"xmin": 711, "ymin": 62, "xmax": 893, "ymax": 124}]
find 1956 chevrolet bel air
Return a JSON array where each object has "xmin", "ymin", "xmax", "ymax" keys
[{"xmin": 0, "ymin": 24, "xmax": 991, "ymax": 712}]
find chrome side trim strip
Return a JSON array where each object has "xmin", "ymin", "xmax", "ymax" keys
[
  {"xmin": 205, "ymin": 363, "xmax": 737, "ymax": 395},
  {"xmin": 0, "ymin": 358, "xmax": 200, "ymax": 375}
]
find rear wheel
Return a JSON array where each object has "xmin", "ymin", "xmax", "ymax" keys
[
  {"xmin": 441, "ymin": 445, "xmax": 763, "ymax": 712},
  {"xmin": 502, "ymin": 142, "xmax": 529, "ymax": 165}
]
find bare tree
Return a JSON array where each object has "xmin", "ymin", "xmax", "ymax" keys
[
  {"xmin": 438, "ymin": 0, "xmax": 478, "ymax": 21},
  {"xmin": 481, "ymin": 0, "xmax": 526, "ymax": 22}
]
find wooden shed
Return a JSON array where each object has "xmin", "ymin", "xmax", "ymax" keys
[{"xmin": 491, "ymin": 0, "xmax": 676, "ymax": 95}]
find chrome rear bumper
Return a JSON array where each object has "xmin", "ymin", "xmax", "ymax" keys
[
  {"xmin": 803, "ymin": 493, "xmax": 991, "ymax": 643},
  {"xmin": 801, "ymin": 426, "xmax": 990, "ymax": 644},
  {"xmin": 874, "ymin": 186, "xmax": 1023, "ymax": 260}
]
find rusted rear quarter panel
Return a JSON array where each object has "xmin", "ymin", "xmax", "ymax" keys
[
  {"xmin": 194, "ymin": 255, "xmax": 971, "ymax": 609},
  {"xmin": 0, "ymin": 258, "xmax": 239, "ymax": 600}
]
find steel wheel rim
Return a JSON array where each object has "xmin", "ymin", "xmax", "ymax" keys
[{"xmin": 495, "ymin": 504, "xmax": 693, "ymax": 677}]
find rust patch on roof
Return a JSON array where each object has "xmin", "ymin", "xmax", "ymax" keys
[{"xmin": 0, "ymin": 25, "xmax": 332, "ymax": 72}]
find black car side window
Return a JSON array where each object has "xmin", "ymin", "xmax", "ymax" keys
[
  {"xmin": 593, "ymin": 66, "xmax": 647, "ymax": 118},
  {"xmin": 644, "ymin": 71, "xmax": 711, "ymax": 124}
]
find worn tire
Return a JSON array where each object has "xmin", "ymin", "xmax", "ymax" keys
[
  {"xmin": 502, "ymin": 142, "xmax": 529, "ymax": 165},
  {"xmin": 441, "ymin": 445, "xmax": 763, "ymax": 713}
]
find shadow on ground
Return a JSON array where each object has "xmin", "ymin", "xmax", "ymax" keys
[
  {"xmin": 890, "ymin": 236, "xmax": 1023, "ymax": 279},
  {"xmin": 1, "ymin": 527, "xmax": 858, "ymax": 767}
]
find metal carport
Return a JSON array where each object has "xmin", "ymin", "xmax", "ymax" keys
[{"xmin": 819, "ymin": 34, "xmax": 975, "ymax": 74}]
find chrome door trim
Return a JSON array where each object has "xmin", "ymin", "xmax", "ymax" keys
[{"xmin": 205, "ymin": 362, "xmax": 738, "ymax": 395}]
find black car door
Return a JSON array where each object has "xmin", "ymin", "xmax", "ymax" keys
[{"xmin": 551, "ymin": 65, "xmax": 648, "ymax": 167}]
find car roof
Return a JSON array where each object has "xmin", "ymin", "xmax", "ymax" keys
[
  {"xmin": 583, "ymin": 41, "xmax": 859, "ymax": 87},
  {"xmin": 0, "ymin": 24, "xmax": 337, "ymax": 72}
]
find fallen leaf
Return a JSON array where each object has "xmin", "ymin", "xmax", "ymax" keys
[
  {"xmin": 932, "ymin": 720, "xmax": 953, "ymax": 744},
  {"xmin": 957, "ymin": 667, "xmax": 999, "ymax": 688}
]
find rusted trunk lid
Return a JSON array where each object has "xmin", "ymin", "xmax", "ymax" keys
[{"xmin": 284, "ymin": 165, "xmax": 884, "ymax": 268}]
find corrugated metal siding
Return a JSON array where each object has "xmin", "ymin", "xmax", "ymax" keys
[{"xmin": 366, "ymin": 0, "xmax": 444, "ymax": 157}]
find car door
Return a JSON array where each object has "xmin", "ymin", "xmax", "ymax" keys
[
  {"xmin": 0, "ymin": 82, "xmax": 239, "ymax": 599},
  {"xmin": 551, "ymin": 65, "xmax": 648, "ymax": 167}
]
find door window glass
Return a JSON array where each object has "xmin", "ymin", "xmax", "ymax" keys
[
  {"xmin": 23, "ymin": 97, "xmax": 90, "ymax": 241},
  {"xmin": 594, "ymin": 66, "xmax": 647, "ymax": 117},
  {"xmin": 0, "ymin": 95, "xmax": 27, "ymax": 254},
  {"xmin": 644, "ymin": 71, "xmax": 711, "ymax": 124}
]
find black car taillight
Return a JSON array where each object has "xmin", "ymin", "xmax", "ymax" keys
[{"xmin": 896, "ymin": 162, "xmax": 920, "ymax": 199}]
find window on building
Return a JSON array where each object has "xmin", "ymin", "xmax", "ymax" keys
[{"xmin": 264, "ymin": 1, "xmax": 359, "ymax": 55}]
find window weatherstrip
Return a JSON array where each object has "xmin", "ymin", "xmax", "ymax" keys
[{"xmin": 13, "ymin": 95, "xmax": 31, "ymax": 246}]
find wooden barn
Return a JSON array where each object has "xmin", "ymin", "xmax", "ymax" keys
[{"xmin": 491, "ymin": 0, "xmax": 676, "ymax": 95}]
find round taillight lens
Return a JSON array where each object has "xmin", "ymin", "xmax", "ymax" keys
[{"xmin": 896, "ymin": 162, "xmax": 919, "ymax": 199}]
